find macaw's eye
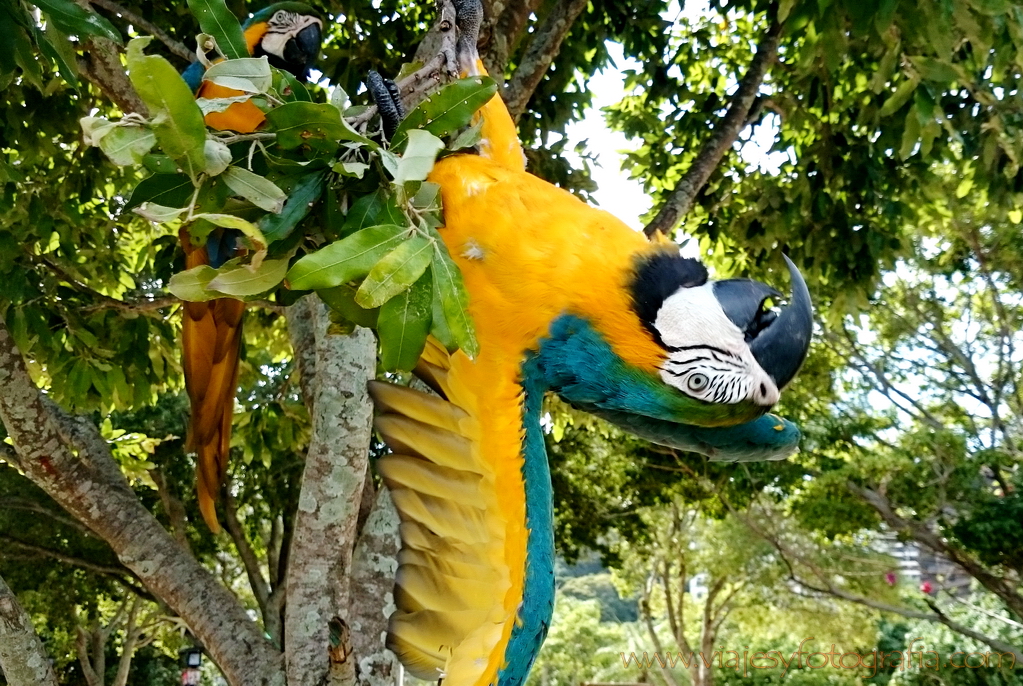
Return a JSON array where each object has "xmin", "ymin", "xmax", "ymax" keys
[
  {"xmin": 687, "ymin": 373, "xmax": 709, "ymax": 392},
  {"xmin": 273, "ymin": 10, "xmax": 287, "ymax": 22}
]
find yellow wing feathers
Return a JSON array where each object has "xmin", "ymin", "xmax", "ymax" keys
[{"xmin": 370, "ymin": 338, "xmax": 528, "ymax": 686}]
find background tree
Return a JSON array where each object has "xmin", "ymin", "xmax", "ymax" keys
[{"xmin": 2, "ymin": 0, "xmax": 1023, "ymax": 684}]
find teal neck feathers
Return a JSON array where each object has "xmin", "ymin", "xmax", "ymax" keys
[{"xmin": 498, "ymin": 314, "xmax": 801, "ymax": 683}]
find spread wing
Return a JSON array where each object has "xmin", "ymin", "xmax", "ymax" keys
[{"xmin": 370, "ymin": 338, "xmax": 530, "ymax": 686}]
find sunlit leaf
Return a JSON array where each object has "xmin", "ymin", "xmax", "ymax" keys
[
  {"xmin": 207, "ymin": 257, "xmax": 290, "ymax": 297},
  {"xmin": 355, "ymin": 235, "xmax": 433, "ymax": 308},
  {"xmin": 203, "ymin": 57, "xmax": 272, "ymax": 93},
  {"xmin": 186, "ymin": 0, "xmax": 247, "ymax": 59},
  {"xmin": 286, "ymin": 224, "xmax": 407, "ymax": 290},
  {"xmin": 391, "ymin": 77, "xmax": 497, "ymax": 150},
  {"xmin": 223, "ymin": 167, "xmax": 287, "ymax": 213}
]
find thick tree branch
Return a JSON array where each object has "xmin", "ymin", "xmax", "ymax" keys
[
  {"xmin": 0, "ymin": 323, "xmax": 285, "ymax": 686},
  {"xmin": 284, "ymin": 297, "xmax": 375, "ymax": 686},
  {"xmin": 503, "ymin": 0, "xmax": 588, "ymax": 120},
  {"xmin": 88, "ymin": 0, "xmax": 195, "ymax": 63},
  {"xmin": 0, "ymin": 574, "xmax": 59, "ymax": 686},
  {"xmin": 78, "ymin": 37, "xmax": 147, "ymax": 115},
  {"xmin": 644, "ymin": 18, "xmax": 782, "ymax": 237}
]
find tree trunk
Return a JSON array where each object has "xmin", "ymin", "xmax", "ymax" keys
[
  {"xmin": 284, "ymin": 297, "xmax": 376, "ymax": 686},
  {"xmin": 0, "ymin": 574, "xmax": 59, "ymax": 686}
]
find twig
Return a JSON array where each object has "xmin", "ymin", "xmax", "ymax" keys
[
  {"xmin": 503, "ymin": 0, "xmax": 589, "ymax": 120},
  {"xmin": 88, "ymin": 0, "xmax": 195, "ymax": 63},
  {"xmin": 644, "ymin": 14, "xmax": 783, "ymax": 237}
]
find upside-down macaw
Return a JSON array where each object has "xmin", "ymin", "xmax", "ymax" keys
[
  {"xmin": 365, "ymin": 2, "xmax": 813, "ymax": 684},
  {"xmin": 179, "ymin": 2, "xmax": 322, "ymax": 531}
]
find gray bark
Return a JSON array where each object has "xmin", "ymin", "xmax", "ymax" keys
[
  {"xmin": 0, "ymin": 323, "xmax": 285, "ymax": 686},
  {"xmin": 0, "ymin": 574, "xmax": 58, "ymax": 686},
  {"xmin": 503, "ymin": 0, "xmax": 589, "ymax": 120},
  {"xmin": 350, "ymin": 487, "xmax": 402, "ymax": 686},
  {"xmin": 284, "ymin": 297, "xmax": 376, "ymax": 686}
]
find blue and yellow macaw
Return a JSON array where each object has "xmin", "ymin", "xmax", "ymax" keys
[
  {"xmin": 366, "ymin": 2, "xmax": 812, "ymax": 684},
  {"xmin": 179, "ymin": 3, "xmax": 322, "ymax": 531}
]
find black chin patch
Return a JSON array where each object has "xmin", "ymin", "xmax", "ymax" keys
[{"xmin": 630, "ymin": 251, "xmax": 708, "ymax": 347}]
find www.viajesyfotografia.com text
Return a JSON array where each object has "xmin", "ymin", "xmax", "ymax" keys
[{"xmin": 620, "ymin": 638, "xmax": 1017, "ymax": 677}]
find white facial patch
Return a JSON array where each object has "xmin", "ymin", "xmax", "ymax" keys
[
  {"xmin": 260, "ymin": 13, "xmax": 322, "ymax": 60},
  {"xmin": 654, "ymin": 283, "xmax": 780, "ymax": 407}
]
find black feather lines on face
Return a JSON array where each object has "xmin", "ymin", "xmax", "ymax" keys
[{"xmin": 630, "ymin": 251, "xmax": 708, "ymax": 347}]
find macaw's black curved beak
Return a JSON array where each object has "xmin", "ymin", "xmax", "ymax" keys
[
  {"xmin": 282, "ymin": 22, "xmax": 322, "ymax": 81},
  {"xmin": 712, "ymin": 255, "xmax": 813, "ymax": 390}
]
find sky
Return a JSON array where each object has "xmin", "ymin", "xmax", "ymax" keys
[{"xmin": 561, "ymin": 0, "xmax": 790, "ymax": 242}]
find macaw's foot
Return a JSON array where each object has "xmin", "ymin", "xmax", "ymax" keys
[
  {"xmin": 452, "ymin": 0, "xmax": 483, "ymax": 73},
  {"xmin": 367, "ymin": 70, "xmax": 405, "ymax": 140}
]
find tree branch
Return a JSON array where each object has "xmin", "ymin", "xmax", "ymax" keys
[
  {"xmin": 0, "ymin": 574, "xmax": 59, "ymax": 686},
  {"xmin": 349, "ymin": 486, "xmax": 401, "ymax": 686},
  {"xmin": 503, "ymin": 0, "xmax": 588, "ymax": 120},
  {"xmin": 0, "ymin": 322, "xmax": 285, "ymax": 686},
  {"xmin": 849, "ymin": 483, "xmax": 1023, "ymax": 619},
  {"xmin": 78, "ymin": 37, "xmax": 148, "ymax": 115},
  {"xmin": 88, "ymin": 0, "xmax": 195, "ymax": 63},
  {"xmin": 223, "ymin": 490, "xmax": 272, "ymax": 626},
  {"xmin": 644, "ymin": 16, "xmax": 782, "ymax": 237},
  {"xmin": 284, "ymin": 297, "xmax": 375, "ymax": 686}
]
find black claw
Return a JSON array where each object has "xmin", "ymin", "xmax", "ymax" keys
[{"xmin": 367, "ymin": 70, "xmax": 404, "ymax": 141}]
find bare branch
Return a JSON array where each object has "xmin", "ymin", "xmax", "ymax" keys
[
  {"xmin": 78, "ymin": 37, "xmax": 148, "ymax": 115},
  {"xmin": 0, "ymin": 534, "xmax": 134, "ymax": 581},
  {"xmin": 644, "ymin": 17, "xmax": 782, "ymax": 237},
  {"xmin": 88, "ymin": 0, "xmax": 195, "ymax": 63},
  {"xmin": 0, "ymin": 574, "xmax": 59, "ymax": 686},
  {"xmin": 223, "ymin": 490, "xmax": 272, "ymax": 622},
  {"xmin": 503, "ymin": 0, "xmax": 589, "ymax": 120}
]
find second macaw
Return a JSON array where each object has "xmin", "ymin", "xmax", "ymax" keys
[
  {"xmin": 179, "ymin": 2, "xmax": 322, "ymax": 531},
  {"xmin": 366, "ymin": 2, "xmax": 812, "ymax": 685}
]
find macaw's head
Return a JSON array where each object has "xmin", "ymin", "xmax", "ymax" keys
[
  {"xmin": 630, "ymin": 250, "xmax": 813, "ymax": 412},
  {"xmin": 246, "ymin": 2, "xmax": 323, "ymax": 81}
]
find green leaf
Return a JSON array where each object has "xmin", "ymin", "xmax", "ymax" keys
[
  {"xmin": 191, "ymin": 213, "xmax": 267, "ymax": 252},
  {"xmin": 318, "ymin": 283, "xmax": 379, "ymax": 328},
  {"xmin": 203, "ymin": 57, "xmax": 272, "ymax": 93},
  {"xmin": 355, "ymin": 235, "xmax": 434, "ymax": 308},
  {"xmin": 909, "ymin": 56, "xmax": 958, "ymax": 84},
  {"xmin": 377, "ymin": 268, "xmax": 433, "ymax": 372},
  {"xmin": 33, "ymin": 0, "xmax": 121, "ymax": 43},
  {"xmin": 223, "ymin": 167, "xmax": 287, "ymax": 212},
  {"xmin": 141, "ymin": 154, "xmax": 179, "ymax": 174},
  {"xmin": 879, "ymin": 78, "xmax": 918, "ymax": 118},
  {"xmin": 340, "ymin": 191, "xmax": 385, "ymax": 237},
  {"xmin": 126, "ymin": 38, "xmax": 207, "ymax": 179},
  {"xmin": 196, "ymin": 94, "xmax": 253, "ymax": 115},
  {"xmin": 80, "ymin": 116, "xmax": 117, "ymax": 146},
  {"xmin": 260, "ymin": 171, "xmax": 326, "ymax": 242},
  {"xmin": 168, "ymin": 265, "xmax": 222, "ymax": 301},
  {"xmin": 186, "ymin": 0, "xmax": 247, "ymax": 60},
  {"xmin": 134, "ymin": 202, "xmax": 188, "ymax": 223},
  {"xmin": 207, "ymin": 257, "xmax": 289, "ymax": 297},
  {"xmin": 394, "ymin": 130, "xmax": 445, "ymax": 185},
  {"xmin": 899, "ymin": 105, "xmax": 921, "ymax": 160},
  {"xmin": 391, "ymin": 77, "xmax": 497, "ymax": 150},
  {"xmin": 333, "ymin": 161, "xmax": 369, "ymax": 178},
  {"xmin": 126, "ymin": 173, "xmax": 194, "ymax": 210},
  {"xmin": 39, "ymin": 23, "xmax": 79, "ymax": 89},
  {"xmin": 778, "ymin": 0, "xmax": 796, "ymax": 22},
  {"xmin": 97, "ymin": 126, "xmax": 156, "ymax": 166},
  {"xmin": 430, "ymin": 240, "xmax": 478, "ymax": 357},
  {"xmin": 286, "ymin": 224, "xmax": 408, "ymax": 290},
  {"xmin": 265, "ymin": 102, "xmax": 373, "ymax": 149},
  {"xmin": 448, "ymin": 118, "xmax": 484, "ymax": 152}
]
